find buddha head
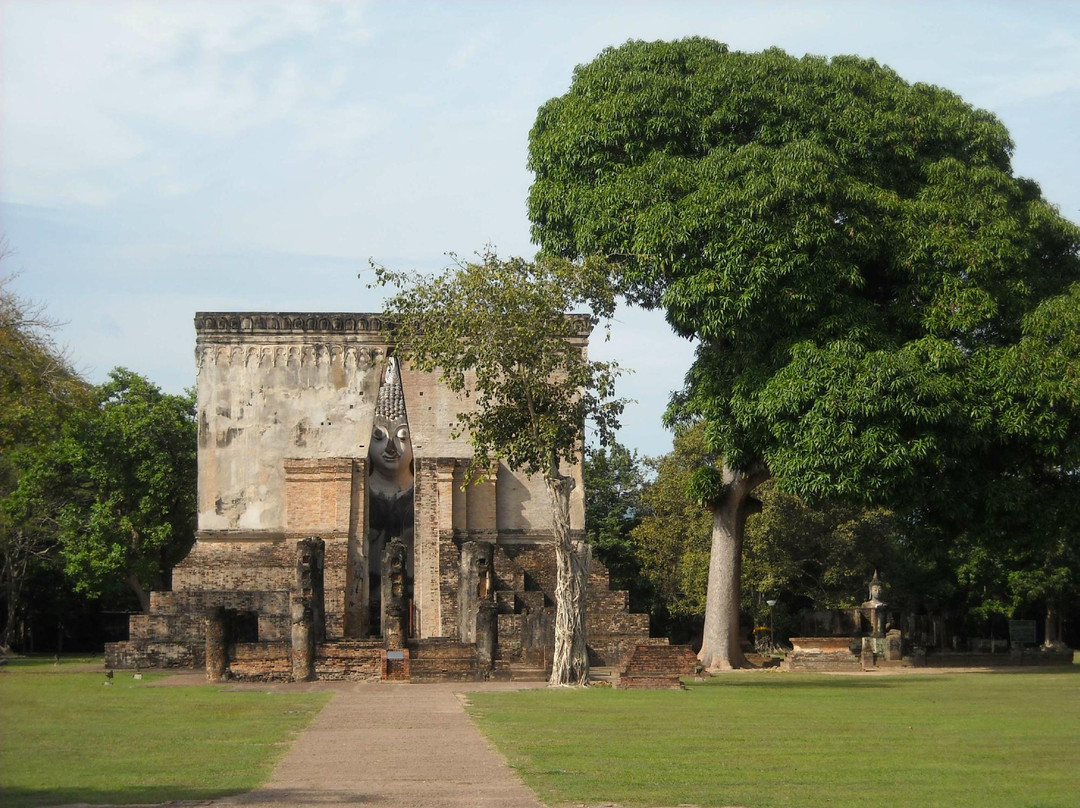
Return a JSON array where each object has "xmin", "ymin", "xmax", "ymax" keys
[
  {"xmin": 368, "ymin": 357, "xmax": 413, "ymax": 492},
  {"xmin": 868, "ymin": 570, "xmax": 884, "ymax": 603}
]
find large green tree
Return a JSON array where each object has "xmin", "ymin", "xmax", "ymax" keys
[
  {"xmin": 11, "ymin": 368, "xmax": 197, "ymax": 612},
  {"xmin": 373, "ymin": 251, "xmax": 623, "ymax": 686},
  {"xmin": 0, "ymin": 272, "xmax": 88, "ymax": 648},
  {"xmin": 529, "ymin": 38, "xmax": 1080, "ymax": 668}
]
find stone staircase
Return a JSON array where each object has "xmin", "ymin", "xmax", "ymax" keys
[{"xmin": 489, "ymin": 547, "xmax": 649, "ymax": 670}]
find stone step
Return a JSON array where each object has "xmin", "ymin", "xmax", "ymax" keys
[{"xmin": 493, "ymin": 660, "xmax": 548, "ymax": 682}]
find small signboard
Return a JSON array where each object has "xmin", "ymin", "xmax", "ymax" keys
[{"xmin": 1009, "ymin": 619, "xmax": 1037, "ymax": 645}]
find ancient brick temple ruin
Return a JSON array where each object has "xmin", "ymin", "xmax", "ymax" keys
[{"xmin": 106, "ymin": 313, "xmax": 649, "ymax": 681}]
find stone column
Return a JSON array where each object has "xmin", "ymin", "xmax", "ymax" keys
[
  {"xmin": 205, "ymin": 606, "xmax": 227, "ymax": 682},
  {"xmin": 383, "ymin": 538, "xmax": 409, "ymax": 650},
  {"xmin": 475, "ymin": 601, "xmax": 498, "ymax": 670},
  {"xmin": 290, "ymin": 593, "xmax": 314, "ymax": 682},
  {"xmin": 345, "ymin": 459, "xmax": 367, "ymax": 638},
  {"xmin": 459, "ymin": 541, "xmax": 494, "ymax": 644},
  {"xmin": 291, "ymin": 537, "xmax": 325, "ymax": 682}
]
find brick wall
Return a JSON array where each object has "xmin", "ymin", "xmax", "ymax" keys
[
  {"xmin": 228, "ymin": 642, "xmax": 292, "ymax": 680},
  {"xmin": 618, "ymin": 643, "xmax": 698, "ymax": 689},
  {"xmin": 283, "ymin": 458, "xmax": 356, "ymax": 535},
  {"xmin": 171, "ymin": 540, "xmax": 296, "ymax": 591},
  {"xmin": 408, "ymin": 638, "xmax": 480, "ymax": 681},
  {"xmin": 314, "ymin": 641, "xmax": 383, "ymax": 681}
]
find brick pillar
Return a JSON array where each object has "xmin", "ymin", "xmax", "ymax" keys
[
  {"xmin": 205, "ymin": 607, "xmax": 227, "ymax": 682},
  {"xmin": 437, "ymin": 459, "xmax": 463, "ymax": 637},
  {"xmin": 345, "ymin": 459, "xmax": 367, "ymax": 638},
  {"xmin": 437, "ymin": 460, "xmax": 457, "ymax": 532},
  {"xmin": 413, "ymin": 458, "xmax": 442, "ymax": 638},
  {"xmin": 284, "ymin": 458, "xmax": 355, "ymax": 639}
]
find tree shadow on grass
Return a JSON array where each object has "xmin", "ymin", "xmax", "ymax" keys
[
  {"xmin": 977, "ymin": 664, "xmax": 1080, "ymax": 675},
  {"xmin": 686, "ymin": 676, "xmax": 892, "ymax": 690},
  {"xmin": 0, "ymin": 785, "xmax": 225, "ymax": 808},
  {"xmin": 0, "ymin": 786, "xmax": 390, "ymax": 807}
]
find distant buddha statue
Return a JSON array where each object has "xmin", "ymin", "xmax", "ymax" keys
[{"xmin": 861, "ymin": 570, "xmax": 887, "ymax": 637}]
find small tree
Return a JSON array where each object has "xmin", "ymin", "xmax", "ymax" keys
[{"xmin": 372, "ymin": 251, "xmax": 623, "ymax": 686}]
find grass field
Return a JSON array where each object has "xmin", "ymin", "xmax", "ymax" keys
[
  {"xmin": 0, "ymin": 656, "xmax": 330, "ymax": 808},
  {"xmin": 466, "ymin": 668, "xmax": 1080, "ymax": 808}
]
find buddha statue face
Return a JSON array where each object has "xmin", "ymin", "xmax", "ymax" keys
[{"xmin": 369, "ymin": 414, "xmax": 413, "ymax": 489}]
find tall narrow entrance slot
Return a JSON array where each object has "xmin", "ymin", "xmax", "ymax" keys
[{"xmin": 366, "ymin": 356, "xmax": 414, "ymax": 637}]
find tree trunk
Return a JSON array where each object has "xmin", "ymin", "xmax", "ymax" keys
[
  {"xmin": 547, "ymin": 472, "xmax": 589, "ymax": 686},
  {"xmin": 1044, "ymin": 602, "xmax": 1062, "ymax": 648},
  {"xmin": 128, "ymin": 573, "xmax": 151, "ymax": 613},
  {"xmin": 697, "ymin": 461, "xmax": 769, "ymax": 672},
  {"xmin": 1, "ymin": 533, "xmax": 33, "ymax": 650}
]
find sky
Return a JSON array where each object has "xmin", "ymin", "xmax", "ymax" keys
[{"xmin": 2, "ymin": 0, "xmax": 1078, "ymax": 459}]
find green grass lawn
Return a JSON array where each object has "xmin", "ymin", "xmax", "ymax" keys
[
  {"xmin": 467, "ymin": 669, "xmax": 1080, "ymax": 808},
  {"xmin": 0, "ymin": 656, "xmax": 330, "ymax": 808}
]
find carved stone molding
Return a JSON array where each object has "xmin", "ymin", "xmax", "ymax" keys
[
  {"xmin": 194, "ymin": 311, "xmax": 594, "ymax": 340},
  {"xmin": 195, "ymin": 343, "xmax": 385, "ymax": 373},
  {"xmin": 195, "ymin": 313, "xmax": 391, "ymax": 335}
]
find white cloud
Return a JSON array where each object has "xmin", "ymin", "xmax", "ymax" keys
[{"xmin": 0, "ymin": 1, "xmax": 375, "ymax": 206}]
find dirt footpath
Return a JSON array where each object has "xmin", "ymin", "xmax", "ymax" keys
[{"xmin": 209, "ymin": 680, "xmax": 546, "ymax": 808}]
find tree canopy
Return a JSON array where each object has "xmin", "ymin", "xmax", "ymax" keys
[
  {"xmin": 528, "ymin": 38, "xmax": 1080, "ymax": 666},
  {"xmin": 10, "ymin": 368, "xmax": 197, "ymax": 613},
  {"xmin": 0, "ymin": 272, "xmax": 89, "ymax": 648},
  {"xmin": 529, "ymin": 37, "xmax": 1080, "ymax": 501}
]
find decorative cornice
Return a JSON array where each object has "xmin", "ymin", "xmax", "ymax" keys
[
  {"xmin": 196, "ymin": 343, "xmax": 385, "ymax": 373},
  {"xmin": 194, "ymin": 312, "xmax": 595, "ymax": 338},
  {"xmin": 195, "ymin": 313, "xmax": 390, "ymax": 336}
]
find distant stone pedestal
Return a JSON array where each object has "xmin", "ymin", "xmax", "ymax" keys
[
  {"xmin": 886, "ymin": 629, "xmax": 902, "ymax": 662},
  {"xmin": 783, "ymin": 637, "xmax": 861, "ymax": 671},
  {"xmin": 617, "ymin": 642, "xmax": 698, "ymax": 689}
]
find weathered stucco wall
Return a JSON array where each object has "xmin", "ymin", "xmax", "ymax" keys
[
  {"xmin": 196, "ymin": 314, "xmax": 389, "ymax": 533},
  {"xmin": 195, "ymin": 312, "xmax": 583, "ymax": 536}
]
